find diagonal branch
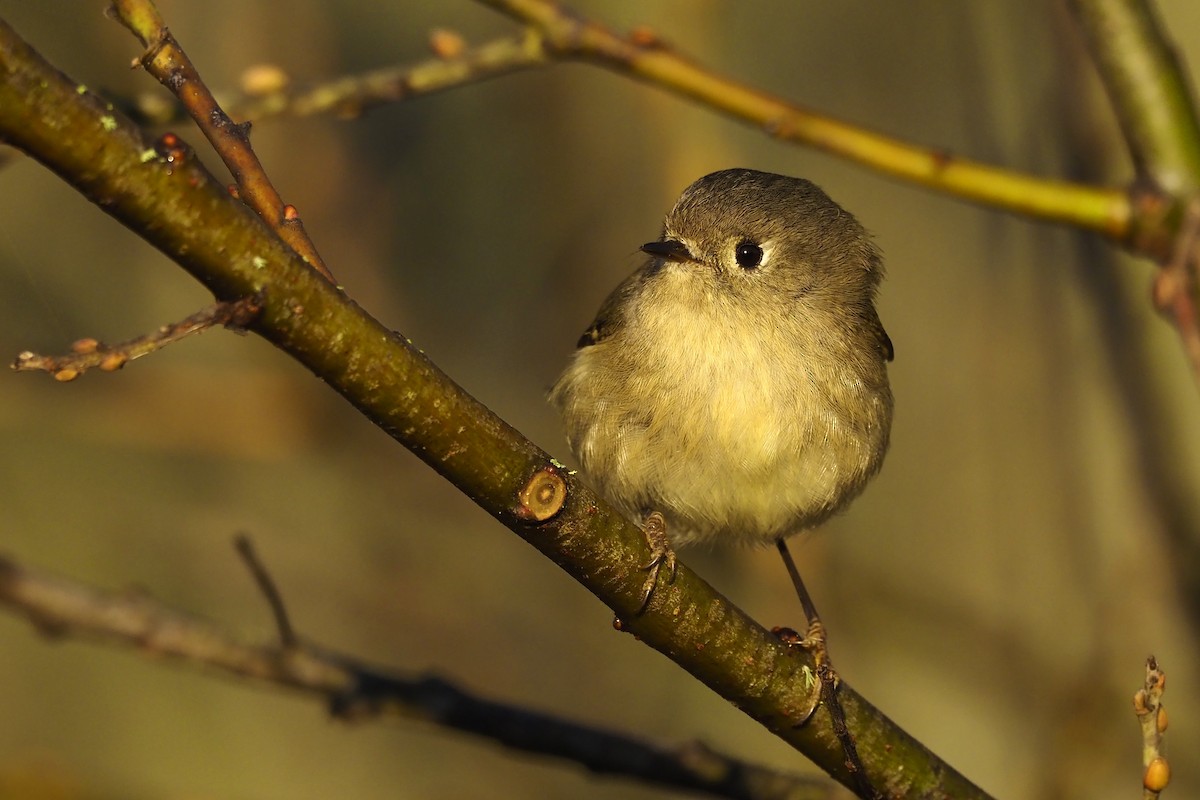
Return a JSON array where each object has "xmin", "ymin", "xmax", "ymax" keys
[
  {"xmin": 238, "ymin": 30, "xmax": 547, "ymax": 123},
  {"xmin": 0, "ymin": 17, "xmax": 989, "ymax": 799},
  {"xmin": 120, "ymin": 0, "xmax": 1134, "ymax": 247},
  {"xmin": 119, "ymin": 31, "xmax": 548, "ymax": 126},
  {"xmin": 107, "ymin": 0, "xmax": 336, "ymax": 283},
  {"xmin": 473, "ymin": 0, "xmax": 1131, "ymax": 244}
]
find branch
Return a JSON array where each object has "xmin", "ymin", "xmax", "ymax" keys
[
  {"xmin": 117, "ymin": 0, "xmax": 1134, "ymax": 246},
  {"xmin": 119, "ymin": 31, "xmax": 547, "ymax": 127},
  {"xmin": 11, "ymin": 295, "xmax": 261, "ymax": 381},
  {"xmin": 1133, "ymin": 656, "xmax": 1170, "ymax": 798},
  {"xmin": 107, "ymin": 0, "xmax": 336, "ymax": 283},
  {"xmin": 1068, "ymin": 0, "xmax": 1200, "ymax": 377},
  {"xmin": 0, "ymin": 551, "xmax": 834, "ymax": 800},
  {"xmin": 472, "ymin": 0, "xmax": 1130, "ymax": 244},
  {"xmin": 0, "ymin": 17, "xmax": 989, "ymax": 799},
  {"xmin": 237, "ymin": 31, "xmax": 547, "ymax": 123},
  {"xmin": 1069, "ymin": 0, "xmax": 1200, "ymax": 197}
]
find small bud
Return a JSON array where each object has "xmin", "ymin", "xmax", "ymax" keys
[
  {"xmin": 240, "ymin": 64, "xmax": 289, "ymax": 96},
  {"xmin": 1157, "ymin": 706, "xmax": 1168, "ymax": 733},
  {"xmin": 629, "ymin": 26, "xmax": 662, "ymax": 48},
  {"xmin": 71, "ymin": 338, "xmax": 100, "ymax": 355},
  {"xmin": 1143, "ymin": 757, "xmax": 1170, "ymax": 792},
  {"xmin": 99, "ymin": 353, "xmax": 127, "ymax": 372},
  {"xmin": 53, "ymin": 368, "xmax": 80, "ymax": 382},
  {"xmin": 429, "ymin": 28, "xmax": 466, "ymax": 59}
]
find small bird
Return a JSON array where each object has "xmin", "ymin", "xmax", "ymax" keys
[
  {"xmin": 551, "ymin": 168, "xmax": 892, "ymax": 793},
  {"xmin": 551, "ymin": 168, "xmax": 892, "ymax": 613}
]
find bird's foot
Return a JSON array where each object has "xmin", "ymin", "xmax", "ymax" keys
[
  {"xmin": 773, "ymin": 619, "xmax": 837, "ymax": 725},
  {"xmin": 637, "ymin": 511, "xmax": 677, "ymax": 612}
]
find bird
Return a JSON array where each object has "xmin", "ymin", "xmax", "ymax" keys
[{"xmin": 550, "ymin": 168, "xmax": 892, "ymax": 611}]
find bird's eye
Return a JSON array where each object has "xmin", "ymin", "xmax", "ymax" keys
[{"xmin": 734, "ymin": 240, "xmax": 764, "ymax": 269}]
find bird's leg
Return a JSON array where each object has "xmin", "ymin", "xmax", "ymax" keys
[
  {"xmin": 637, "ymin": 511, "xmax": 677, "ymax": 612},
  {"xmin": 775, "ymin": 538, "xmax": 830, "ymax": 719},
  {"xmin": 776, "ymin": 539, "xmax": 878, "ymax": 800}
]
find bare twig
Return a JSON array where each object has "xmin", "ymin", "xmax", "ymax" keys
[
  {"xmin": 107, "ymin": 0, "xmax": 336, "ymax": 283},
  {"xmin": 1133, "ymin": 656, "xmax": 1170, "ymax": 799},
  {"xmin": 238, "ymin": 31, "xmax": 546, "ymax": 123},
  {"xmin": 0, "ymin": 551, "xmax": 835, "ymax": 800},
  {"xmin": 120, "ymin": 31, "xmax": 548, "ymax": 127},
  {"xmin": 233, "ymin": 535, "xmax": 297, "ymax": 648},
  {"xmin": 11, "ymin": 295, "xmax": 261, "ymax": 381},
  {"xmin": 115, "ymin": 0, "xmax": 1132, "ymax": 243},
  {"xmin": 472, "ymin": 0, "xmax": 1130, "ymax": 242}
]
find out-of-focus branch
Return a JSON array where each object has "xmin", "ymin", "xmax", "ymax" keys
[
  {"xmin": 239, "ymin": 31, "xmax": 546, "ymax": 123},
  {"xmin": 0, "ymin": 17, "xmax": 989, "ymax": 799},
  {"xmin": 116, "ymin": 0, "xmax": 1135, "ymax": 246},
  {"xmin": 108, "ymin": 0, "xmax": 336, "ymax": 283},
  {"xmin": 121, "ymin": 30, "xmax": 547, "ymax": 127},
  {"xmin": 1067, "ymin": 0, "xmax": 1200, "ymax": 375},
  {"xmin": 466, "ymin": 0, "xmax": 1200, "ymax": 378},
  {"xmin": 1069, "ymin": 0, "xmax": 1200, "ymax": 198},
  {"xmin": 0, "ymin": 552, "xmax": 834, "ymax": 800},
  {"xmin": 472, "ymin": 0, "xmax": 1131, "ymax": 244}
]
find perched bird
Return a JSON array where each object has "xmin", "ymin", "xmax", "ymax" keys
[{"xmin": 551, "ymin": 168, "xmax": 893, "ymax": 614}]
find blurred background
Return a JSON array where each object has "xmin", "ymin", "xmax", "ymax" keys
[{"xmin": 1, "ymin": 2, "xmax": 1198, "ymax": 798}]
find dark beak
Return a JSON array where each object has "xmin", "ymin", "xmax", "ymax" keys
[{"xmin": 641, "ymin": 239, "xmax": 695, "ymax": 262}]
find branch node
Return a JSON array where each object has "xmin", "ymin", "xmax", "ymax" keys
[
  {"xmin": 514, "ymin": 464, "xmax": 567, "ymax": 522},
  {"xmin": 1151, "ymin": 196, "xmax": 1200, "ymax": 377}
]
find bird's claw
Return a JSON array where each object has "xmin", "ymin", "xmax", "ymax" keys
[
  {"xmin": 637, "ymin": 511, "xmax": 677, "ymax": 612},
  {"xmin": 773, "ymin": 620, "xmax": 837, "ymax": 726}
]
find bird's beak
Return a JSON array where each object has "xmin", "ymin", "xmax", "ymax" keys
[{"xmin": 641, "ymin": 239, "xmax": 696, "ymax": 263}]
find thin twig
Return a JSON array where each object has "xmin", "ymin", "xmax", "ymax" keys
[
  {"xmin": 247, "ymin": 31, "xmax": 544, "ymax": 122},
  {"xmin": 473, "ymin": 0, "xmax": 1130, "ymax": 241},
  {"xmin": 107, "ymin": 0, "xmax": 336, "ymax": 283},
  {"xmin": 0, "ymin": 551, "xmax": 834, "ymax": 800},
  {"xmin": 117, "ymin": 1, "xmax": 1131, "ymax": 242},
  {"xmin": 10, "ymin": 295, "xmax": 261, "ymax": 381},
  {"xmin": 1133, "ymin": 656, "xmax": 1170, "ymax": 799},
  {"xmin": 233, "ymin": 535, "xmax": 297, "ymax": 648}
]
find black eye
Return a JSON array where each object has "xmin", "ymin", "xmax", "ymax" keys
[{"xmin": 734, "ymin": 240, "xmax": 763, "ymax": 269}]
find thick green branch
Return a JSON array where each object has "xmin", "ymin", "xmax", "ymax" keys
[{"xmin": 0, "ymin": 17, "xmax": 988, "ymax": 799}]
